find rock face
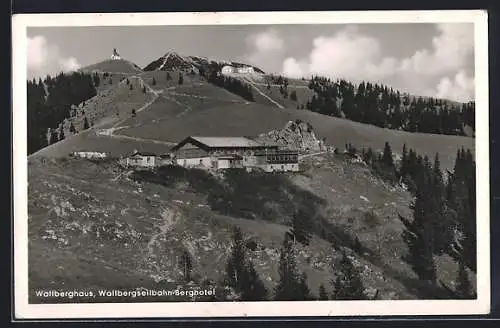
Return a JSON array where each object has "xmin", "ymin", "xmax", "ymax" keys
[{"xmin": 257, "ymin": 120, "xmax": 326, "ymax": 152}]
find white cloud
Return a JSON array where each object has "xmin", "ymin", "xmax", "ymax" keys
[
  {"xmin": 27, "ymin": 36, "xmax": 81, "ymax": 79},
  {"xmin": 436, "ymin": 70, "xmax": 475, "ymax": 103},
  {"xmin": 244, "ymin": 29, "xmax": 285, "ymax": 72},
  {"xmin": 280, "ymin": 23, "xmax": 474, "ymax": 102}
]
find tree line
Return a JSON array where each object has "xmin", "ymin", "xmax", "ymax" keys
[
  {"xmin": 206, "ymin": 70, "xmax": 254, "ymax": 101},
  {"xmin": 176, "ymin": 226, "xmax": 369, "ymax": 301},
  {"xmin": 336, "ymin": 140, "xmax": 476, "ymax": 298},
  {"xmin": 27, "ymin": 72, "xmax": 97, "ymax": 154},
  {"xmin": 302, "ymin": 76, "xmax": 475, "ymax": 136},
  {"xmin": 398, "ymin": 146, "xmax": 476, "ymax": 296}
]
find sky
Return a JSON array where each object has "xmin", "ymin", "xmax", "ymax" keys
[{"xmin": 27, "ymin": 23, "xmax": 475, "ymax": 102}]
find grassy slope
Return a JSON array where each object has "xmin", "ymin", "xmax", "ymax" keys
[
  {"xmin": 120, "ymin": 101, "xmax": 473, "ymax": 171},
  {"xmin": 80, "ymin": 59, "xmax": 143, "ymax": 74}
]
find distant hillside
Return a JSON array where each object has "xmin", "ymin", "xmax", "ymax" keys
[
  {"xmin": 143, "ymin": 51, "xmax": 265, "ymax": 74},
  {"xmin": 241, "ymin": 74, "xmax": 475, "ymax": 137},
  {"xmin": 80, "ymin": 59, "xmax": 143, "ymax": 74}
]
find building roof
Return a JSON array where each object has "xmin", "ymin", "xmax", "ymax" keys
[
  {"xmin": 192, "ymin": 136, "xmax": 263, "ymax": 148},
  {"xmin": 129, "ymin": 151, "xmax": 157, "ymax": 157},
  {"xmin": 172, "ymin": 136, "xmax": 279, "ymax": 151}
]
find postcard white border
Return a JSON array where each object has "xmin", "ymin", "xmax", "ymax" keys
[{"xmin": 12, "ymin": 10, "xmax": 490, "ymax": 319}]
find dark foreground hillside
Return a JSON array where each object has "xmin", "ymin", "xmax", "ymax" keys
[{"xmin": 28, "ymin": 153, "xmax": 475, "ymax": 303}]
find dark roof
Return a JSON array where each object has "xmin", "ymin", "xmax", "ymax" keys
[
  {"xmin": 129, "ymin": 151, "xmax": 157, "ymax": 157},
  {"xmin": 171, "ymin": 136, "xmax": 279, "ymax": 151}
]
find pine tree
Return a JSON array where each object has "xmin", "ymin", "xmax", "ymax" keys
[
  {"xmin": 178, "ymin": 250, "xmax": 193, "ymax": 282},
  {"xmin": 400, "ymin": 143, "xmax": 408, "ymax": 178},
  {"xmin": 399, "ymin": 167, "xmax": 437, "ymax": 285},
  {"xmin": 224, "ymin": 226, "xmax": 268, "ymax": 301},
  {"xmin": 152, "ymin": 77, "xmax": 157, "ymax": 86},
  {"xmin": 430, "ymin": 152, "xmax": 450, "ymax": 255},
  {"xmin": 274, "ymin": 234, "xmax": 308, "ymax": 301},
  {"xmin": 290, "ymin": 208, "xmax": 312, "ymax": 246},
  {"xmin": 142, "ymin": 85, "xmax": 147, "ymax": 93},
  {"xmin": 83, "ymin": 116, "xmax": 89, "ymax": 130},
  {"xmin": 58, "ymin": 127, "xmax": 65, "ymax": 141},
  {"xmin": 166, "ymin": 72, "xmax": 172, "ymax": 81},
  {"xmin": 318, "ymin": 284, "xmax": 329, "ymax": 300},
  {"xmin": 455, "ymin": 257, "xmax": 475, "ymax": 299},
  {"xmin": 225, "ymin": 226, "xmax": 246, "ymax": 289},
  {"xmin": 290, "ymin": 90, "xmax": 298, "ymax": 101},
  {"xmin": 364, "ymin": 147, "xmax": 374, "ymax": 165},
  {"xmin": 331, "ymin": 252, "xmax": 367, "ymax": 300},
  {"xmin": 447, "ymin": 148, "xmax": 476, "ymax": 272},
  {"xmin": 298, "ymin": 272, "xmax": 311, "ymax": 300},
  {"xmin": 69, "ymin": 122, "xmax": 76, "ymax": 134},
  {"xmin": 131, "ymin": 109, "xmax": 136, "ymax": 117},
  {"xmin": 382, "ymin": 141, "xmax": 394, "ymax": 168},
  {"xmin": 178, "ymin": 73, "xmax": 184, "ymax": 85},
  {"xmin": 129, "ymin": 83, "xmax": 133, "ymax": 90}
]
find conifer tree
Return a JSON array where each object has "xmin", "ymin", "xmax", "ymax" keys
[
  {"xmin": 83, "ymin": 116, "xmax": 89, "ymax": 130},
  {"xmin": 58, "ymin": 127, "xmax": 65, "ymax": 141},
  {"xmin": 331, "ymin": 252, "xmax": 367, "ymax": 300},
  {"xmin": 447, "ymin": 148, "xmax": 476, "ymax": 272},
  {"xmin": 290, "ymin": 90, "xmax": 298, "ymax": 101},
  {"xmin": 382, "ymin": 141, "xmax": 395, "ymax": 169},
  {"xmin": 224, "ymin": 226, "xmax": 268, "ymax": 301},
  {"xmin": 430, "ymin": 152, "xmax": 450, "ymax": 255},
  {"xmin": 166, "ymin": 72, "xmax": 172, "ymax": 81},
  {"xmin": 364, "ymin": 147, "xmax": 374, "ymax": 165},
  {"xmin": 179, "ymin": 250, "xmax": 193, "ymax": 282},
  {"xmin": 318, "ymin": 284, "xmax": 329, "ymax": 300},
  {"xmin": 298, "ymin": 272, "xmax": 312, "ymax": 300},
  {"xmin": 69, "ymin": 122, "xmax": 76, "ymax": 134},
  {"xmin": 455, "ymin": 257, "xmax": 475, "ymax": 299},
  {"xmin": 400, "ymin": 168, "xmax": 437, "ymax": 285},
  {"xmin": 178, "ymin": 73, "xmax": 184, "ymax": 85},
  {"xmin": 152, "ymin": 77, "xmax": 157, "ymax": 86},
  {"xmin": 400, "ymin": 143, "xmax": 409, "ymax": 178},
  {"xmin": 274, "ymin": 234, "xmax": 308, "ymax": 301},
  {"xmin": 290, "ymin": 208, "xmax": 312, "ymax": 246}
]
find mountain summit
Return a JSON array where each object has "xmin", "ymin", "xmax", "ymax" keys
[
  {"xmin": 80, "ymin": 50, "xmax": 142, "ymax": 74},
  {"xmin": 143, "ymin": 51, "xmax": 265, "ymax": 74}
]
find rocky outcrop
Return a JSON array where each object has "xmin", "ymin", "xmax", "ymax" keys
[{"xmin": 257, "ymin": 120, "xmax": 326, "ymax": 152}]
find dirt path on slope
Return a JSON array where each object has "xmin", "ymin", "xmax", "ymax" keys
[{"xmin": 240, "ymin": 77, "xmax": 285, "ymax": 109}]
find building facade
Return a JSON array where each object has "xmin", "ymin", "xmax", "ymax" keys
[
  {"xmin": 171, "ymin": 136, "xmax": 299, "ymax": 172},
  {"xmin": 71, "ymin": 151, "xmax": 108, "ymax": 159},
  {"xmin": 123, "ymin": 151, "xmax": 157, "ymax": 168}
]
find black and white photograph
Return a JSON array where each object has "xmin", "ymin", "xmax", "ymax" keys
[{"xmin": 12, "ymin": 10, "xmax": 490, "ymax": 319}]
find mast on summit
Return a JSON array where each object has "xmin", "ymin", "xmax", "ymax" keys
[{"xmin": 111, "ymin": 48, "xmax": 121, "ymax": 60}]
